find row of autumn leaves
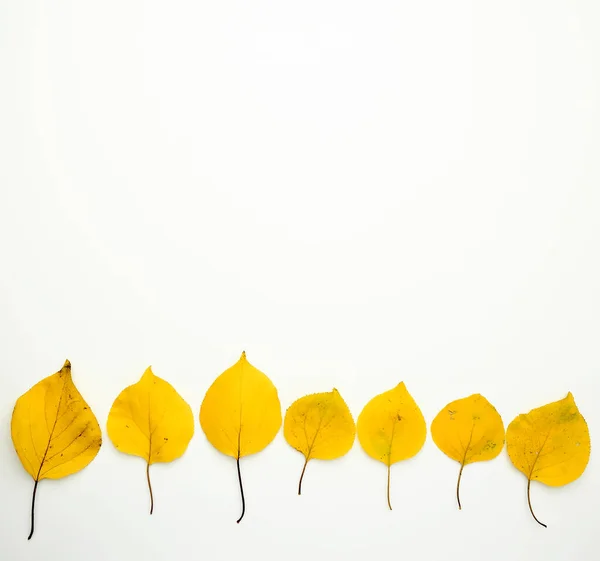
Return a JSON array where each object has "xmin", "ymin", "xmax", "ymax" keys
[{"xmin": 11, "ymin": 352, "xmax": 591, "ymax": 539}]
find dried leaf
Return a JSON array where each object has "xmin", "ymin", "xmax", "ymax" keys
[
  {"xmin": 107, "ymin": 366, "xmax": 194, "ymax": 514},
  {"xmin": 283, "ymin": 388, "xmax": 355, "ymax": 495},
  {"xmin": 506, "ymin": 392, "xmax": 590, "ymax": 527},
  {"xmin": 200, "ymin": 351, "xmax": 281, "ymax": 522},
  {"xmin": 11, "ymin": 360, "xmax": 102, "ymax": 539},
  {"xmin": 357, "ymin": 382, "xmax": 426, "ymax": 509},
  {"xmin": 431, "ymin": 394, "xmax": 504, "ymax": 509}
]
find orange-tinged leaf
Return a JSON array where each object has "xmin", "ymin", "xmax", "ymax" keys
[
  {"xmin": 357, "ymin": 382, "xmax": 426, "ymax": 509},
  {"xmin": 200, "ymin": 352, "xmax": 281, "ymax": 522},
  {"xmin": 283, "ymin": 388, "xmax": 355, "ymax": 495},
  {"xmin": 11, "ymin": 360, "xmax": 102, "ymax": 539},
  {"xmin": 506, "ymin": 392, "xmax": 590, "ymax": 527},
  {"xmin": 107, "ymin": 366, "xmax": 194, "ymax": 514},
  {"xmin": 431, "ymin": 394, "xmax": 504, "ymax": 510}
]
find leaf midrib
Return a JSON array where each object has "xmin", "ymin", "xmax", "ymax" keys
[
  {"xmin": 35, "ymin": 376, "xmax": 68, "ymax": 482},
  {"xmin": 304, "ymin": 402, "xmax": 330, "ymax": 461},
  {"xmin": 528, "ymin": 430, "xmax": 552, "ymax": 481}
]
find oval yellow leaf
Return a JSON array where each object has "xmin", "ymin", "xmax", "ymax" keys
[
  {"xmin": 200, "ymin": 351, "xmax": 281, "ymax": 522},
  {"xmin": 357, "ymin": 382, "xmax": 426, "ymax": 509},
  {"xmin": 431, "ymin": 393, "xmax": 504, "ymax": 510},
  {"xmin": 11, "ymin": 360, "xmax": 102, "ymax": 539},
  {"xmin": 506, "ymin": 392, "xmax": 590, "ymax": 528},
  {"xmin": 283, "ymin": 388, "xmax": 355, "ymax": 495},
  {"xmin": 107, "ymin": 366, "xmax": 194, "ymax": 514}
]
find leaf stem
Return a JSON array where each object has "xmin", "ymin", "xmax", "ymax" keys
[
  {"xmin": 527, "ymin": 478, "xmax": 547, "ymax": 528},
  {"xmin": 28, "ymin": 479, "xmax": 39, "ymax": 540},
  {"xmin": 298, "ymin": 457, "xmax": 309, "ymax": 496},
  {"xmin": 146, "ymin": 462, "xmax": 154, "ymax": 515},
  {"xmin": 456, "ymin": 462, "xmax": 465, "ymax": 510},
  {"xmin": 387, "ymin": 463, "xmax": 392, "ymax": 510},
  {"xmin": 236, "ymin": 456, "xmax": 245, "ymax": 523}
]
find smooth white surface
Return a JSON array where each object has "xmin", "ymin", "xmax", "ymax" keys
[{"xmin": 1, "ymin": 1, "xmax": 599, "ymax": 559}]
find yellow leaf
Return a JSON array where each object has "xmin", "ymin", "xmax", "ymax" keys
[
  {"xmin": 283, "ymin": 388, "xmax": 355, "ymax": 495},
  {"xmin": 11, "ymin": 360, "xmax": 102, "ymax": 539},
  {"xmin": 506, "ymin": 392, "xmax": 590, "ymax": 527},
  {"xmin": 431, "ymin": 393, "xmax": 504, "ymax": 510},
  {"xmin": 357, "ymin": 382, "xmax": 426, "ymax": 509},
  {"xmin": 200, "ymin": 351, "xmax": 281, "ymax": 522},
  {"xmin": 107, "ymin": 366, "xmax": 194, "ymax": 514}
]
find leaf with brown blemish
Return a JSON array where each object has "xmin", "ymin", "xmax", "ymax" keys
[
  {"xmin": 357, "ymin": 383, "xmax": 426, "ymax": 510},
  {"xmin": 11, "ymin": 360, "xmax": 102, "ymax": 539},
  {"xmin": 506, "ymin": 392, "xmax": 590, "ymax": 527},
  {"xmin": 107, "ymin": 366, "xmax": 194, "ymax": 514},
  {"xmin": 283, "ymin": 388, "xmax": 355, "ymax": 495},
  {"xmin": 431, "ymin": 394, "xmax": 504, "ymax": 510}
]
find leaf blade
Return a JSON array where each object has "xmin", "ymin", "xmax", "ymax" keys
[
  {"xmin": 357, "ymin": 382, "xmax": 426, "ymax": 466},
  {"xmin": 107, "ymin": 366, "xmax": 195, "ymax": 465},
  {"xmin": 200, "ymin": 351, "xmax": 282, "ymax": 459},
  {"xmin": 11, "ymin": 360, "xmax": 102, "ymax": 481},
  {"xmin": 506, "ymin": 392, "xmax": 590, "ymax": 486}
]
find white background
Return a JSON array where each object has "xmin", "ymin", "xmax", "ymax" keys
[{"xmin": 1, "ymin": 1, "xmax": 599, "ymax": 560}]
